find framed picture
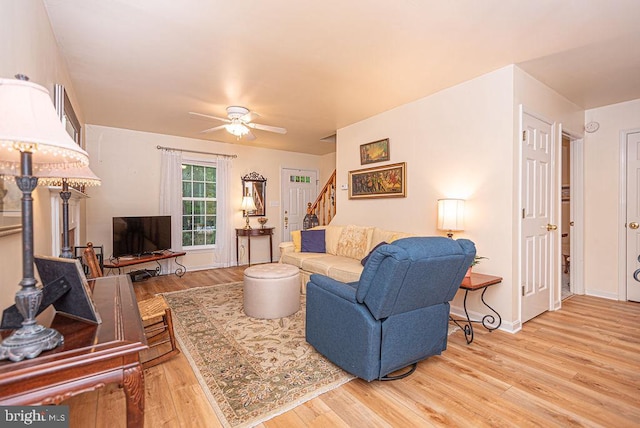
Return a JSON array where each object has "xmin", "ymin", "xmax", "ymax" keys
[
  {"xmin": 34, "ymin": 255, "xmax": 101, "ymax": 324},
  {"xmin": 360, "ymin": 138, "xmax": 390, "ymax": 165},
  {"xmin": 561, "ymin": 185, "xmax": 570, "ymax": 202},
  {"xmin": 349, "ymin": 162, "xmax": 406, "ymax": 199}
]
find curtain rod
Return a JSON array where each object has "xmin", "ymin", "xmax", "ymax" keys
[{"xmin": 156, "ymin": 145, "xmax": 237, "ymax": 158}]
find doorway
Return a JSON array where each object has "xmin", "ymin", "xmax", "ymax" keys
[
  {"xmin": 280, "ymin": 168, "xmax": 318, "ymax": 242},
  {"xmin": 561, "ymin": 136, "xmax": 572, "ymax": 300}
]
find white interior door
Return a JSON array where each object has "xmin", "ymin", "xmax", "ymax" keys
[
  {"xmin": 281, "ymin": 168, "xmax": 317, "ymax": 242},
  {"xmin": 625, "ymin": 131, "xmax": 640, "ymax": 302},
  {"xmin": 521, "ymin": 111, "xmax": 556, "ymax": 323}
]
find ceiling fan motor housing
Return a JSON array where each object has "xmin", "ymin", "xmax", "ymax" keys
[{"xmin": 227, "ymin": 106, "xmax": 249, "ymax": 119}]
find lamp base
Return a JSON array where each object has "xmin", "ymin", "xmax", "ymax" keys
[
  {"xmin": 0, "ymin": 324, "xmax": 64, "ymax": 362},
  {"xmin": 244, "ymin": 216, "xmax": 252, "ymax": 230}
]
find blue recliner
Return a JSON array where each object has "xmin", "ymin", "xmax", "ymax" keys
[{"xmin": 305, "ymin": 236, "xmax": 476, "ymax": 381}]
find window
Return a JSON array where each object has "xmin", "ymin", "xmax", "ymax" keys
[{"xmin": 182, "ymin": 162, "xmax": 217, "ymax": 248}]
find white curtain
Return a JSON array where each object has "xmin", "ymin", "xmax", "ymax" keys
[
  {"xmin": 159, "ymin": 149, "xmax": 183, "ymax": 251},
  {"xmin": 213, "ymin": 156, "xmax": 235, "ymax": 267}
]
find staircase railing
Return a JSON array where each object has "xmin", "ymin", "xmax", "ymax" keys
[{"xmin": 309, "ymin": 170, "xmax": 336, "ymax": 226}]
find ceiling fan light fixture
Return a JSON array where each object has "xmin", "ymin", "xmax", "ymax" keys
[{"xmin": 225, "ymin": 121, "xmax": 249, "ymax": 137}]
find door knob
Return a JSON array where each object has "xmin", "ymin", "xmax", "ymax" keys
[
  {"xmin": 630, "ymin": 222, "xmax": 639, "ymax": 230},
  {"xmin": 569, "ymin": 221, "xmax": 574, "ymax": 226},
  {"xmin": 546, "ymin": 224, "xmax": 558, "ymax": 231}
]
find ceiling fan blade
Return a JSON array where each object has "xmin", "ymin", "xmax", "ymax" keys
[
  {"xmin": 200, "ymin": 124, "xmax": 227, "ymax": 133},
  {"xmin": 244, "ymin": 130, "xmax": 257, "ymax": 141},
  {"xmin": 241, "ymin": 111, "xmax": 260, "ymax": 123},
  {"xmin": 189, "ymin": 111, "xmax": 231, "ymax": 123},
  {"xmin": 247, "ymin": 122, "xmax": 287, "ymax": 134}
]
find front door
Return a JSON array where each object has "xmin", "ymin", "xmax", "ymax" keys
[
  {"xmin": 281, "ymin": 168, "xmax": 317, "ymax": 242},
  {"xmin": 625, "ymin": 131, "xmax": 640, "ymax": 302},
  {"xmin": 521, "ymin": 111, "xmax": 556, "ymax": 322}
]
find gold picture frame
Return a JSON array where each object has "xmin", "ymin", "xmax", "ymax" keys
[
  {"xmin": 349, "ymin": 162, "xmax": 406, "ymax": 199},
  {"xmin": 360, "ymin": 138, "xmax": 390, "ymax": 165}
]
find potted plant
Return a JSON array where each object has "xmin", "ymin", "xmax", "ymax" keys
[{"xmin": 465, "ymin": 256, "xmax": 488, "ymax": 277}]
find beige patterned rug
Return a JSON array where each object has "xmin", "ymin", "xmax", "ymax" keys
[{"xmin": 163, "ymin": 282, "xmax": 354, "ymax": 428}]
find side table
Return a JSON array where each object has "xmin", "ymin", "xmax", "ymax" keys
[
  {"xmin": 236, "ymin": 227, "xmax": 274, "ymax": 266},
  {"xmin": 450, "ymin": 272, "xmax": 502, "ymax": 344},
  {"xmin": 0, "ymin": 275, "xmax": 147, "ymax": 427}
]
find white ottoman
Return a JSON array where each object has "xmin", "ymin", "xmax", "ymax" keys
[{"xmin": 243, "ymin": 263, "xmax": 300, "ymax": 319}]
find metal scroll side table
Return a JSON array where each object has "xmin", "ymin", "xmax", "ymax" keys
[{"xmin": 450, "ymin": 272, "xmax": 503, "ymax": 344}]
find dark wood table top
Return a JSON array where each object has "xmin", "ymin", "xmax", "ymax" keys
[{"xmin": 0, "ymin": 275, "xmax": 147, "ymax": 407}]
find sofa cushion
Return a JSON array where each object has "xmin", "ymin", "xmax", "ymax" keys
[
  {"xmin": 327, "ymin": 260, "xmax": 365, "ymax": 283},
  {"xmin": 335, "ymin": 225, "xmax": 372, "ymax": 260},
  {"xmin": 301, "ymin": 229, "xmax": 326, "ymax": 253},
  {"xmin": 301, "ymin": 254, "xmax": 357, "ymax": 276},
  {"xmin": 324, "ymin": 225, "xmax": 344, "ymax": 255},
  {"xmin": 291, "ymin": 230, "xmax": 302, "ymax": 252},
  {"xmin": 281, "ymin": 251, "xmax": 326, "ymax": 268}
]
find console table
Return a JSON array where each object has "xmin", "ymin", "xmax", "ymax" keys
[
  {"xmin": 450, "ymin": 272, "xmax": 503, "ymax": 344},
  {"xmin": 0, "ymin": 275, "xmax": 148, "ymax": 428},
  {"xmin": 236, "ymin": 227, "xmax": 274, "ymax": 266},
  {"xmin": 104, "ymin": 250, "xmax": 187, "ymax": 277}
]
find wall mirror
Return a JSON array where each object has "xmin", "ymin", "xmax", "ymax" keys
[{"xmin": 242, "ymin": 172, "xmax": 266, "ymax": 216}]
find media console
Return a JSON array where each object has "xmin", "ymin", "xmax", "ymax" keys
[{"xmin": 104, "ymin": 250, "xmax": 187, "ymax": 277}]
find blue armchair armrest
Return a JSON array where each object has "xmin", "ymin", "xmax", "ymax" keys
[{"xmin": 308, "ymin": 274, "xmax": 358, "ymax": 303}]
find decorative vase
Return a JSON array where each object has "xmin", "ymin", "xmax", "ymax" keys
[{"xmin": 257, "ymin": 217, "xmax": 268, "ymax": 228}]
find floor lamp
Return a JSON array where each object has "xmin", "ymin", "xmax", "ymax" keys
[
  {"xmin": 0, "ymin": 76, "xmax": 90, "ymax": 362},
  {"xmin": 38, "ymin": 166, "xmax": 101, "ymax": 258}
]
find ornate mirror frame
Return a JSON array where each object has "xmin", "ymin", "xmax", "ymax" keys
[{"xmin": 242, "ymin": 172, "xmax": 266, "ymax": 217}]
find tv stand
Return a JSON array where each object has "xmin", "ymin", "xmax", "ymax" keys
[{"xmin": 104, "ymin": 250, "xmax": 187, "ymax": 277}]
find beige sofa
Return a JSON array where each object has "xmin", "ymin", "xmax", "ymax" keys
[{"xmin": 279, "ymin": 225, "xmax": 413, "ymax": 292}]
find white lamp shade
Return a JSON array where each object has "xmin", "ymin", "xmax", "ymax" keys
[
  {"xmin": 0, "ymin": 78, "xmax": 89, "ymax": 174},
  {"xmin": 36, "ymin": 164, "xmax": 101, "ymax": 187},
  {"xmin": 241, "ymin": 195, "xmax": 257, "ymax": 212},
  {"xmin": 437, "ymin": 199, "xmax": 465, "ymax": 231}
]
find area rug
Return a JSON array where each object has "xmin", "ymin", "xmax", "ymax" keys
[{"xmin": 162, "ymin": 282, "xmax": 354, "ymax": 428}]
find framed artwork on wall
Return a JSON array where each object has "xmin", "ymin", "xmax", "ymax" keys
[
  {"xmin": 349, "ymin": 162, "xmax": 406, "ymax": 199},
  {"xmin": 360, "ymin": 138, "xmax": 390, "ymax": 165}
]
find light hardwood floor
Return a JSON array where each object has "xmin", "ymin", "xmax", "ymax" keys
[{"xmin": 65, "ymin": 267, "xmax": 640, "ymax": 427}]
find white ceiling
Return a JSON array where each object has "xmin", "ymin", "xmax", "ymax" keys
[{"xmin": 43, "ymin": 0, "xmax": 640, "ymax": 155}]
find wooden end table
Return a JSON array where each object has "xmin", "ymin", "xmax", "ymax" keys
[
  {"xmin": 0, "ymin": 275, "xmax": 148, "ymax": 427},
  {"xmin": 450, "ymin": 272, "xmax": 503, "ymax": 344},
  {"xmin": 236, "ymin": 227, "xmax": 274, "ymax": 266}
]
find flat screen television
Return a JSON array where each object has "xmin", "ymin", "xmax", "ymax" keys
[{"xmin": 112, "ymin": 216, "xmax": 172, "ymax": 258}]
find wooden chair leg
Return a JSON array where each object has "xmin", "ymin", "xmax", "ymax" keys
[{"xmin": 141, "ymin": 308, "xmax": 180, "ymax": 370}]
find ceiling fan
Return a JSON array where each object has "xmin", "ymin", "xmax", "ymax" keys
[{"xmin": 189, "ymin": 106, "xmax": 287, "ymax": 141}]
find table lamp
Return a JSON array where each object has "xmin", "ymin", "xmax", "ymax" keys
[
  {"xmin": 0, "ymin": 76, "xmax": 90, "ymax": 361},
  {"xmin": 437, "ymin": 198, "xmax": 465, "ymax": 238},
  {"xmin": 38, "ymin": 165, "xmax": 101, "ymax": 258},
  {"xmin": 241, "ymin": 195, "xmax": 256, "ymax": 230}
]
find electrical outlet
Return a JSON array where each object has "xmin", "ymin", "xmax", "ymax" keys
[{"xmin": 341, "ymin": 184, "xmax": 348, "ymax": 190}]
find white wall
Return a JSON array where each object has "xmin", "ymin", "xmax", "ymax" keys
[
  {"xmin": 334, "ymin": 66, "xmax": 519, "ymax": 326},
  {"xmin": 334, "ymin": 65, "xmax": 587, "ymax": 330},
  {"xmin": 584, "ymin": 98, "xmax": 640, "ymax": 299},
  {"xmin": 85, "ymin": 125, "xmax": 332, "ymax": 271},
  {"xmin": 0, "ymin": 0, "xmax": 82, "ymax": 311}
]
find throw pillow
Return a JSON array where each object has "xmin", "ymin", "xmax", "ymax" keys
[
  {"xmin": 301, "ymin": 229, "xmax": 326, "ymax": 253},
  {"xmin": 361, "ymin": 241, "xmax": 388, "ymax": 266},
  {"xmin": 291, "ymin": 230, "xmax": 301, "ymax": 252},
  {"xmin": 335, "ymin": 225, "xmax": 371, "ymax": 260}
]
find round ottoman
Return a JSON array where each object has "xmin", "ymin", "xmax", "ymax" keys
[{"xmin": 243, "ymin": 263, "xmax": 300, "ymax": 319}]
